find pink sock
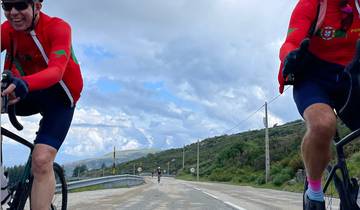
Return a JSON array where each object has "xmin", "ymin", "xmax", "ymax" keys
[{"xmin": 307, "ymin": 177, "xmax": 322, "ymax": 192}]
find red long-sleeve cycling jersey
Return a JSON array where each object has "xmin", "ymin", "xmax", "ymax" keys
[
  {"xmin": 1, "ymin": 12, "xmax": 83, "ymax": 106},
  {"xmin": 278, "ymin": 0, "xmax": 360, "ymax": 93}
]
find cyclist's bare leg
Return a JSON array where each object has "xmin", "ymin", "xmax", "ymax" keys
[
  {"xmin": 302, "ymin": 103, "xmax": 336, "ymax": 180},
  {"xmin": 31, "ymin": 144, "xmax": 57, "ymax": 210}
]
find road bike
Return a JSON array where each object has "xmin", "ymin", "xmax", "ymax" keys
[
  {"xmin": 303, "ymin": 128, "xmax": 360, "ymax": 210},
  {"xmin": 1, "ymin": 72, "xmax": 67, "ymax": 210},
  {"xmin": 157, "ymin": 173, "xmax": 161, "ymax": 184}
]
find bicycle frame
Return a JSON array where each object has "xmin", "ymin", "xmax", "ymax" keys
[
  {"xmin": 322, "ymin": 128, "xmax": 360, "ymax": 209},
  {"xmin": 1, "ymin": 127, "xmax": 34, "ymax": 210}
]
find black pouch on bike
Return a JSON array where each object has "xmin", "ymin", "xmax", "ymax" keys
[{"xmin": 337, "ymin": 62, "xmax": 360, "ymax": 131}]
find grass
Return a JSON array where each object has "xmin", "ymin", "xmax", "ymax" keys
[
  {"xmin": 69, "ymin": 184, "xmax": 105, "ymax": 193},
  {"xmin": 68, "ymin": 184, "xmax": 127, "ymax": 193}
]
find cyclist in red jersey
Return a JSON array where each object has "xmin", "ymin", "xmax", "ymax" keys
[
  {"xmin": 1, "ymin": 0, "xmax": 83, "ymax": 209},
  {"xmin": 279, "ymin": 0, "xmax": 360, "ymax": 209}
]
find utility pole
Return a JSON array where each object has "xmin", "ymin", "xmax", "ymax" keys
[
  {"xmin": 133, "ymin": 163, "xmax": 135, "ymax": 175},
  {"xmin": 197, "ymin": 139, "xmax": 199, "ymax": 181},
  {"xmin": 112, "ymin": 146, "xmax": 116, "ymax": 175},
  {"xmin": 167, "ymin": 162, "xmax": 170, "ymax": 175},
  {"xmin": 182, "ymin": 145, "xmax": 185, "ymax": 170},
  {"xmin": 264, "ymin": 102, "xmax": 270, "ymax": 183}
]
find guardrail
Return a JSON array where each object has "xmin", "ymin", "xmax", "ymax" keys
[{"xmin": 56, "ymin": 174, "xmax": 145, "ymax": 192}]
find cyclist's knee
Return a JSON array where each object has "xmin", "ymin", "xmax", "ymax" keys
[
  {"xmin": 308, "ymin": 119, "xmax": 336, "ymax": 138},
  {"xmin": 32, "ymin": 145, "xmax": 56, "ymax": 177},
  {"xmin": 304, "ymin": 104, "xmax": 336, "ymax": 139},
  {"xmin": 32, "ymin": 154, "xmax": 53, "ymax": 176}
]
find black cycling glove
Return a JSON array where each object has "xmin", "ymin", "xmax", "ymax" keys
[
  {"xmin": 2, "ymin": 70, "xmax": 29, "ymax": 100},
  {"xmin": 12, "ymin": 77, "xmax": 29, "ymax": 100},
  {"xmin": 282, "ymin": 38, "xmax": 310, "ymax": 85}
]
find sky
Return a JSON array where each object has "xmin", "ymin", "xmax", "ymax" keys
[{"xmin": 1, "ymin": 0, "xmax": 301, "ymax": 166}]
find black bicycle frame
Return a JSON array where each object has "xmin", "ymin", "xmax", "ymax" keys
[
  {"xmin": 322, "ymin": 128, "xmax": 360, "ymax": 208},
  {"xmin": 1, "ymin": 127, "xmax": 34, "ymax": 151},
  {"xmin": 1, "ymin": 127, "xmax": 35, "ymax": 210}
]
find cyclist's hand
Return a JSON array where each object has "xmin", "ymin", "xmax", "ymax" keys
[
  {"xmin": 1, "ymin": 77, "xmax": 28, "ymax": 105},
  {"xmin": 282, "ymin": 38, "xmax": 310, "ymax": 85}
]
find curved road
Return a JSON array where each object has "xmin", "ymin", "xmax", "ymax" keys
[{"xmin": 68, "ymin": 177, "xmax": 339, "ymax": 210}]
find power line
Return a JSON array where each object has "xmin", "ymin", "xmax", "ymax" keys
[
  {"xmin": 223, "ymin": 104, "xmax": 265, "ymax": 135},
  {"xmin": 268, "ymin": 86, "xmax": 291, "ymax": 105},
  {"xmin": 221, "ymin": 86, "xmax": 292, "ymax": 135}
]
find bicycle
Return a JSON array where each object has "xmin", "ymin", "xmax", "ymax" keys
[
  {"xmin": 157, "ymin": 173, "xmax": 161, "ymax": 184},
  {"xmin": 1, "ymin": 71, "xmax": 67, "ymax": 210},
  {"xmin": 303, "ymin": 127, "xmax": 360, "ymax": 210},
  {"xmin": 156, "ymin": 168, "xmax": 161, "ymax": 184}
]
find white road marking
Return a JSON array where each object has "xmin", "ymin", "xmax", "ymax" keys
[
  {"xmin": 202, "ymin": 191, "xmax": 219, "ymax": 199},
  {"xmin": 188, "ymin": 185, "xmax": 248, "ymax": 210},
  {"xmin": 224, "ymin": 201, "xmax": 248, "ymax": 210}
]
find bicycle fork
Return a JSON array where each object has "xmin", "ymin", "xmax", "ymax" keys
[{"xmin": 7, "ymin": 156, "xmax": 33, "ymax": 210}]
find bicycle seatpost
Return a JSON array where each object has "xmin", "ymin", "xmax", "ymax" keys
[{"xmin": 1, "ymin": 71, "xmax": 23, "ymax": 131}]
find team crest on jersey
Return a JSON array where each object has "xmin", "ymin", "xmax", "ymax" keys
[{"xmin": 320, "ymin": 27, "xmax": 336, "ymax": 40}]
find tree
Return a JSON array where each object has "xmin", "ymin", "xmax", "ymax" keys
[
  {"xmin": 72, "ymin": 164, "xmax": 88, "ymax": 177},
  {"xmin": 101, "ymin": 163, "xmax": 106, "ymax": 169}
]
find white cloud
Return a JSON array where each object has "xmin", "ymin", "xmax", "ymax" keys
[
  {"xmin": 121, "ymin": 140, "xmax": 141, "ymax": 150},
  {"xmin": 165, "ymin": 136, "xmax": 174, "ymax": 146}
]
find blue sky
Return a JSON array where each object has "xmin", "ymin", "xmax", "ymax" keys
[{"xmin": 1, "ymin": 0, "xmax": 301, "ymax": 166}]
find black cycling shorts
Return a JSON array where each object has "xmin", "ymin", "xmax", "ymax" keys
[
  {"xmin": 293, "ymin": 54, "xmax": 360, "ymax": 131},
  {"xmin": 14, "ymin": 84, "xmax": 75, "ymax": 150}
]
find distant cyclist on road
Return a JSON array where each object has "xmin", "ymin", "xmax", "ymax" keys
[
  {"xmin": 1, "ymin": 0, "xmax": 83, "ymax": 209},
  {"xmin": 278, "ymin": 0, "xmax": 360, "ymax": 209},
  {"xmin": 157, "ymin": 167, "xmax": 162, "ymax": 183}
]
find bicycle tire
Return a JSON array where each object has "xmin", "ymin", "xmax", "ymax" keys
[
  {"xmin": 12, "ymin": 163, "xmax": 67, "ymax": 210},
  {"xmin": 51, "ymin": 162, "xmax": 67, "ymax": 210}
]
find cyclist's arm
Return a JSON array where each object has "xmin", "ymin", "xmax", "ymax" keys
[
  {"xmin": 277, "ymin": 0, "xmax": 318, "ymax": 93},
  {"xmin": 1, "ymin": 22, "xmax": 22, "ymax": 77},
  {"xmin": 279, "ymin": 0, "xmax": 318, "ymax": 62},
  {"xmin": 22, "ymin": 20, "xmax": 72, "ymax": 91}
]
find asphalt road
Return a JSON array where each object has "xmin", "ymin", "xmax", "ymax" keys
[{"xmin": 67, "ymin": 177, "xmax": 340, "ymax": 210}]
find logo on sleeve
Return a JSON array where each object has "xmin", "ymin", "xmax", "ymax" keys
[
  {"xmin": 287, "ymin": 28, "xmax": 297, "ymax": 35},
  {"xmin": 53, "ymin": 50, "xmax": 68, "ymax": 58}
]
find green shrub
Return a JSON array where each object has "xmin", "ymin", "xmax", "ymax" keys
[
  {"xmin": 270, "ymin": 164, "xmax": 282, "ymax": 176},
  {"xmin": 249, "ymin": 174, "xmax": 258, "ymax": 182},
  {"xmin": 208, "ymin": 168, "xmax": 232, "ymax": 182},
  {"xmin": 273, "ymin": 173, "xmax": 291, "ymax": 186},
  {"xmin": 256, "ymin": 176, "xmax": 265, "ymax": 185},
  {"xmin": 288, "ymin": 153, "xmax": 304, "ymax": 172}
]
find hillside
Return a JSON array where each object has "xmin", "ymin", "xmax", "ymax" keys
[
  {"xmin": 63, "ymin": 148, "xmax": 159, "ymax": 177},
  {"xmin": 114, "ymin": 120, "xmax": 360, "ymax": 190}
]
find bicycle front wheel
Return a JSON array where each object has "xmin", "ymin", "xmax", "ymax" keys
[
  {"xmin": 20, "ymin": 163, "xmax": 67, "ymax": 210},
  {"xmin": 51, "ymin": 162, "xmax": 67, "ymax": 210}
]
